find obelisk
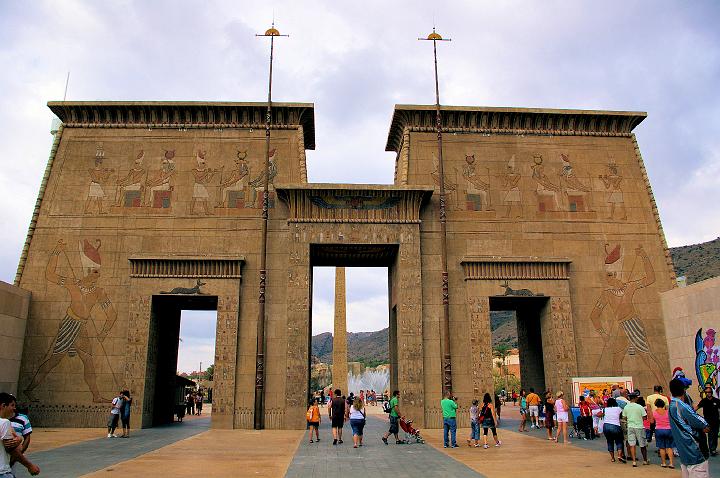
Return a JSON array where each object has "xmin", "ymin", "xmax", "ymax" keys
[{"xmin": 332, "ymin": 267, "xmax": 348, "ymax": 394}]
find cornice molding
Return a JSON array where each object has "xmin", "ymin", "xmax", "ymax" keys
[
  {"xmin": 386, "ymin": 104, "xmax": 647, "ymax": 153},
  {"xmin": 461, "ymin": 256, "xmax": 572, "ymax": 281},
  {"xmin": 47, "ymin": 101, "xmax": 316, "ymax": 150}
]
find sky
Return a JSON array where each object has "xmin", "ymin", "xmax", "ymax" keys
[{"xmin": 1, "ymin": 1, "xmax": 718, "ymax": 371}]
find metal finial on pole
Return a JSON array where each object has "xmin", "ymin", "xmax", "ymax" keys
[
  {"xmin": 253, "ymin": 22, "xmax": 288, "ymax": 431},
  {"xmin": 419, "ymin": 27, "xmax": 453, "ymax": 395}
]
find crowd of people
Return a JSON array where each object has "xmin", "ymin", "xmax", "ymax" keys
[
  {"xmin": 184, "ymin": 390, "xmax": 205, "ymax": 417},
  {"xmin": 307, "ymin": 388, "xmax": 369, "ymax": 448}
]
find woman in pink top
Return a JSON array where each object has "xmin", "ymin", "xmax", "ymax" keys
[
  {"xmin": 650, "ymin": 398, "xmax": 675, "ymax": 469},
  {"xmin": 554, "ymin": 391, "xmax": 570, "ymax": 444}
]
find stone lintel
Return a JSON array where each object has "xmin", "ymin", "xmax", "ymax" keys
[
  {"xmin": 385, "ymin": 104, "xmax": 647, "ymax": 153},
  {"xmin": 47, "ymin": 101, "xmax": 316, "ymax": 150},
  {"xmin": 276, "ymin": 184, "xmax": 433, "ymax": 224},
  {"xmin": 128, "ymin": 256, "xmax": 245, "ymax": 279}
]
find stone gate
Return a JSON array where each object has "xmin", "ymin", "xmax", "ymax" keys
[{"xmin": 14, "ymin": 101, "xmax": 676, "ymax": 429}]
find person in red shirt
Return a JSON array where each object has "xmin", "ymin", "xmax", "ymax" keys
[{"xmin": 578, "ymin": 395, "xmax": 593, "ymax": 440}]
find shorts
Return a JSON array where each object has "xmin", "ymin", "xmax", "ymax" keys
[
  {"xmin": 627, "ymin": 427, "xmax": 647, "ymax": 447},
  {"xmin": 556, "ymin": 411, "xmax": 569, "ymax": 423},
  {"xmin": 655, "ymin": 428, "xmax": 674, "ymax": 449},
  {"xmin": 331, "ymin": 416, "xmax": 345, "ymax": 428},
  {"xmin": 307, "ymin": 421, "xmax": 319, "ymax": 429},
  {"xmin": 529, "ymin": 405, "xmax": 539, "ymax": 417},
  {"xmin": 545, "ymin": 416, "xmax": 555, "ymax": 429},
  {"xmin": 388, "ymin": 415, "xmax": 399, "ymax": 434},
  {"xmin": 482, "ymin": 418, "xmax": 495, "ymax": 429},
  {"xmin": 108, "ymin": 413, "xmax": 120, "ymax": 429},
  {"xmin": 519, "ymin": 408, "xmax": 527, "ymax": 416},
  {"xmin": 121, "ymin": 414, "xmax": 130, "ymax": 427},
  {"xmin": 681, "ymin": 460, "xmax": 709, "ymax": 478},
  {"xmin": 350, "ymin": 418, "xmax": 366, "ymax": 436}
]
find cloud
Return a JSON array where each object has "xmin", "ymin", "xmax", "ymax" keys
[{"xmin": 177, "ymin": 310, "xmax": 217, "ymax": 373}]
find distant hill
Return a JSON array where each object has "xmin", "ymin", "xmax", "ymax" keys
[
  {"xmin": 312, "ymin": 328, "xmax": 389, "ymax": 365},
  {"xmin": 670, "ymin": 237, "xmax": 720, "ymax": 285}
]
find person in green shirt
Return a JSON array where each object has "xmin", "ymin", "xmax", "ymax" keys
[
  {"xmin": 622, "ymin": 392, "xmax": 649, "ymax": 467},
  {"xmin": 441, "ymin": 391, "xmax": 459, "ymax": 448},
  {"xmin": 382, "ymin": 390, "xmax": 406, "ymax": 445}
]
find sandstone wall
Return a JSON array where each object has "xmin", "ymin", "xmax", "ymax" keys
[{"xmin": 0, "ymin": 281, "xmax": 30, "ymax": 395}]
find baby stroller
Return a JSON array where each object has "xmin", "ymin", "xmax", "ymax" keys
[
  {"xmin": 569, "ymin": 407, "xmax": 582, "ymax": 438},
  {"xmin": 399, "ymin": 416, "xmax": 425, "ymax": 444}
]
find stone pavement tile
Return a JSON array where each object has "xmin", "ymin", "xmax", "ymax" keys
[
  {"xmin": 26, "ymin": 427, "xmax": 105, "ymax": 453},
  {"xmin": 285, "ymin": 414, "xmax": 484, "ymax": 478},
  {"xmin": 82, "ymin": 427, "xmax": 304, "ymax": 477},
  {"xmin": 422, "ymin": 412, "xmax": 680, "ymax": 478},
  {"xmin": 15, "ymin": 416, "xmax": 212, "ymax": 478}
]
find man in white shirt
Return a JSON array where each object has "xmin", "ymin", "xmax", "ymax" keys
[{"xmin": 0, "ymin": 393, "xmax": 40, "ymax": 476}]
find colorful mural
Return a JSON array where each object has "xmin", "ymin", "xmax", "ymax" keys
[{"xmin": 695, "ymin": 328, "xmax": 720, "ymax": 397}]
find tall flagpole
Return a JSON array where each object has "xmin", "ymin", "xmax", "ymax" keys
[
  {"xmin": 254, "ymin": 22, "xmax": 288, "ymax": 430},
  {"xmin": 419, "ymin": 28, "xmax": 453, "ymax": 395}
]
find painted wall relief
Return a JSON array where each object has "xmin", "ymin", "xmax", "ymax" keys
[
  {"xmin": 430, "ymin": 152, "xmax": 459, "ymax": 210},
  {"xmin": 145, "ymin": 150, "xmax": 176, "ymax": 208},
  {"xmin": 24, "ymin": 239, "xmax": 119, "ymax": 403},
  {"xmin": 695, "ymin": 328, "xmax": 720, "ymax": 397},
  {"xmin": 558, "ymin": 154, "xmax": 593, "ymax": 212},
  {"xmin": 461, "ymin": 153, "xmax": 493, "ymax": 211},
  {"xmin": 80, "ymin": 146, "xmax": 282, "ymax": 215},
  {"xmin": 84, "ymin": 144, "xmax": 115, "ymax": 214},
  {"xmin": 599, "ymin": 158, "xmax": 627, "ymax": 220},
  {"xmin": 589, "ymin": 243, "xmax": 665, "ymax": 385},
  {"xmin": 191, "ymin": 150, "xmax": 218, "ymax": 215},
  {"xmin": 115, "ymin": 150, "xmax": 147, "ymax": 208},
  {"xmin": 501, "ymin": 155, "xmax": 522, "ymax": 218},
  {"xmin": 216, "ymin": 150, "xmax": 250, "ymax": 208},
  {"xmin": 531, "ymin": 154, "xmax": 560, "ymax": 212}
]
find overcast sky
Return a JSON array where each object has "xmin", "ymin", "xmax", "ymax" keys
[{"xmin": 2, "ymin": 1, "xmax": 718, "ymax": 370}]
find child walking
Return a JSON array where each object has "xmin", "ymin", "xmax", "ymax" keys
[
  {"xmin": 306, "ymin": 398, "xmax": 321, "ymax": 443},
  {"xmin": 467, "ymin": 399, "xmax": 480, "ymax": 447}
]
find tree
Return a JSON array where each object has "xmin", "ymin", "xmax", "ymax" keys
[
  {"xmin": 205, "ymin": 364, "xmax": 214, "ymax": 381},
  {"xmin": 493, "ymin": 345, "xmax": 512, "ymax": 392}
]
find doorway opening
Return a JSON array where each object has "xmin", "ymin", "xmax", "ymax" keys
[
  {"xmin": 490, "ymin": 296, "xmax": 550, "ymax": 394},
  {"xmin": 143, "ymin": 294, "xmax": 217, "ymax": 427},
  {"xmin": 309, "ymin": 244, "xmax": 397, "ymax": 406}
]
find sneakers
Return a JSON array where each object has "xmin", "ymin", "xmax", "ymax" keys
[
  {"xmin": 451, "ymin": 444, "xmax": 459, "ymax": 448},
  {"xmin": 107, "ymin": 433, "xmax": 112, "ymax": 438},
  {"xmin": 443, "ymin": 444, "xmax": 448, "ymax": 448},
  {"xmin": 495, "ymin": 441, "xmax": 502, "ymax": 447},
  {"xmin": 333, "ymin": 439, "xmax": 337, "ymax": 445},
  {"xmin": 483, "ymin": 444, "xmax": 489, "ymax": 449},
  {"xmin": 382, "ymin": 437, "xmax": 388, "ymax": 445}
]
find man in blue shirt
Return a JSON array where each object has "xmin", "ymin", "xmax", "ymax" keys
[{"xmin": 668, "ymin": 379, "xmax": 710, "ymax": 477}]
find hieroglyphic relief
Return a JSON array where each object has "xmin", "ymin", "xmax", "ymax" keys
[
  {"xmin": 190, "ymin": 150, "xmax": 219, "ymax": 215},
  {"xmin": 558, "ymin": 153, "xmax": 592, "ymax": 212},
  {"xmin": 588, "ymin": 243, "xmax": 665, "ymax": 385},
  {"xmin": 599, "ymin": 158, "xmax": 627, "ymax": 220},
  {"xmin": 84, "ymin": 144, "xmax": 114, "ymax": 215},
  {"xmin": 430, "ymin": 152, "xmax": 459, "ymax": 210},
  {"xmin": 24, "ymin": 239, "xmax": 118, "ymax": 403},
  {"xmin": 501, "ymin": 155, "xmax": 521, "ymax": 218},
  {"xmin": 460, "ymin": 153, "xmax": 493, "ymax": 211},
  {"xmin": 467, "ymin": 296, "xmax": 490, "ymax": 395},
  {"xmin": 217, "ymin": 150, "xmax": 250, "ymax": 208},
  {"xmin": 115, "ymin": 150, "xmax": 147, "ymax": 207},
  {"xmin": 531, "ymin": 154, "xmax": 560, "ymax": 212},
  {"xmin": 144, "ymin": 150, "xmax": 176, "ymax": 208},
  {"xmin": 248, "ymin": 148, "xmax": 278, "ymax": 209}
]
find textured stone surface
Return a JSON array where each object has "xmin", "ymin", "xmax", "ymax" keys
[
  {"xmin": 332, "ymin": 267, "xmax": 348, "ymax": 394},
  {"xmin": 0, "ymin": 281, "xmax": 30, "ymax": 395},
  {"xmin": 15, "ymin": 102, "xmax": 675, "ymax": 430}
]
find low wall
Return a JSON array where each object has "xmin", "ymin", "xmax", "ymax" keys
[
  {"xmin": 661, "ymin": 276, "xmax": 720, "ymax": 403},
  {"xmin": 0, "ymin": 281, "xmax": 31, "ymax": 395}
]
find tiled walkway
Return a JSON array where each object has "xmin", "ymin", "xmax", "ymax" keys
[
  {"xmin": 285, "ymin": 414, "xmax": 484, "ymax": 478},
  {"xmin": 14, "ymin": 417, "xmax": 211, "ymax": 478}
]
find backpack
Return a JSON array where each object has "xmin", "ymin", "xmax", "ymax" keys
[
  {"xmin": 306, "ymin": 406, "xmax": 318, "ymax": 422},
  {"xmin": 383, "ymin": 401, "xmax": 392, "ymax": 414}
]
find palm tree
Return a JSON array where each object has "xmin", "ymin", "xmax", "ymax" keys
[{"xmin": 493, "ymin": 344, "xmax": 512, "ymax": 393}]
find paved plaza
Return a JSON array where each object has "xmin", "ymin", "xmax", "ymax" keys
[{"xmin": 14, "ymin": 403, "xmax": 720, "ymax": 477}]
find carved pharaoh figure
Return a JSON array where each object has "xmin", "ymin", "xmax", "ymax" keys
[
  {"xmin": 461, "ymin": 153, "xmax": 493, "ymax": 211},
  {"xmin": 84, "ymin": 145, "xmax": 114, "ymax": 215},
  {"xmin": 599, "ymin": 159, "xmax": 627, "ymax": 220},
  {"xmin": 191, "ymin": 150, "xmax": 219, "ymax": 215},
  {"xmin": 558, "ymin": 153, "xmax": 592, "ymax": 212},
  {"xmin": 501, "ymin": 154, "xmax": 522, "ymax": 218},
  {"xmin": 589, "ymin": 244, "xmax": 665, "ymax": 386},
  {"xmin": 144, "ymin": 150, "xmax": 176, "ymax": 208},
  {"xmin": 115, "ymin": 150, "xmax": 147, "ymax": 207},
  {"xmin": 531, "ymin": 154, "xmax": 560, "ymax": 211},
  {"xmin": 24, "ymin": 239, "xmax": 118, "ymax": 403},
  {"xmin": 430, "ymin": 152, "xmax": 459, "ymax": 210},
  {"xmin": 249, "ymin": 148, "xmax": 278, "ymax": 208},
  {"xmin": 217, "ymin": 150, "xmax": 250, "ymax": 208}
]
